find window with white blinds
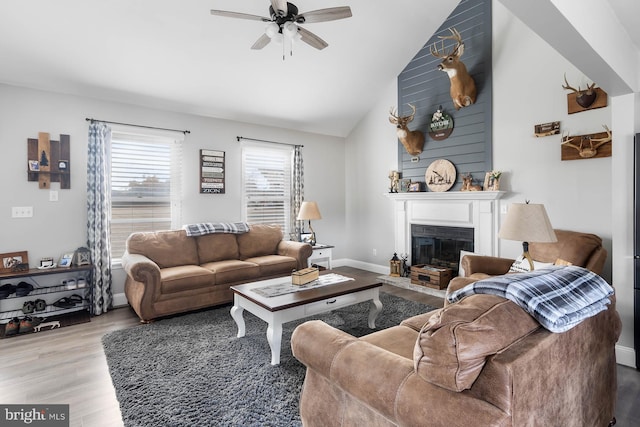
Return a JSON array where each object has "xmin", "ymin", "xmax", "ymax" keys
[
  {"xmin": 242, "ymin": 144, "xmax": 293, "ymax": 237},
  {"xmin": 110, "ymin": 130, "xmax": 183, "ymax": 261}
]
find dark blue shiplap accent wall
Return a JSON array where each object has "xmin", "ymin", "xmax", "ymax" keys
[{"xmin": 397, "ymin": 0, "xmax": 492, "ymax": 191}]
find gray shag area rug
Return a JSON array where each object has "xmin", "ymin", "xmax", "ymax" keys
[{"xmin": 102, "ymin": 292, "xmax": 436, "ymax": 427}]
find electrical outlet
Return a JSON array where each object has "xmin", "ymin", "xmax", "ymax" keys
[
  {"xmin": 500, "ymin": 205, "xmax": 508, "ymax": 214},
  {"xmin": 49, "ymin": 190, "xmax": 58, "ymax": 202},
  {"xmin": 372, "ymin": 248, "xmax": 377, "ymax": 256},
  {"xmin": 12, "ymin": 206, "xmax": 33, "ymax": 218}
]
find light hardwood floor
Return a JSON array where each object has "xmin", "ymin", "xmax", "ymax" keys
[{"xmin": 0, "ymin": 266, "xmax": 637, "ymax": 426}]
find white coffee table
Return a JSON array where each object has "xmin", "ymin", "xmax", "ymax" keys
[{"xmin": 230, "ymin": 271, "xmax": 383, "ymax": 365}]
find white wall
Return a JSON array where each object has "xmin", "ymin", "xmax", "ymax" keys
[
  {"xmin": 344, "ymin": 80, "xmax": 399, "ymax": 272},
  {"xmin": 0, "ymin": 84, "xmax": 346, "ymax": 298}
]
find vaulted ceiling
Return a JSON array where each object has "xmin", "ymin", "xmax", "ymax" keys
[{"xmin": 0, "ymin": 1, "xmax": 637, "ymax": 137}]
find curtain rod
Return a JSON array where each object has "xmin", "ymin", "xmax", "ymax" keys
[
  {"xmin": 236, "ymin": 136, "xmax": 303, "ymax": 148},
  {"xmin": 85, "ymin": 118, "xmax": 190, "ymax": 135}
]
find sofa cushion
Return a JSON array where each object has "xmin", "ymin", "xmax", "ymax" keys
[
  {"xmin": 414, "ymin": 294, "xmax": 540, "ymax": 392},
  {"xmin": 196, "ymin": 233, "xmax": 240, "ymax": 264},
  {"xmin": 201, "ymin": 260, "xmax": 260, "ymax": 283},
  {"xmin": 244, "ymin": 255, "xmax": 297, "ymax": 276},
  {"xmin": 160, "ymin": 265, "xmax": 215, "ymax": 294},
  {"xmin": 237, "ymin": 224, "xmax": 283, "ymax": 259},
  {"xmin": 127, "ymin": 230, "xmax": 199, "ymax": 268}
]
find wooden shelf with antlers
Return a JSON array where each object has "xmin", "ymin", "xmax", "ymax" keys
[{"xmin": 561, "ymin": 127, "xmax": 612, "ymax": 161}]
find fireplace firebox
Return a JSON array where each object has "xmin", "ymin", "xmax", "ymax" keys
[{"xmin": 411, "ymin": 224, "xmax": 474, "ymax": 276}]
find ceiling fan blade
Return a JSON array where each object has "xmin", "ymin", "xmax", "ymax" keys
[
  {"xmin": 251, "ymin": 33, "xmax": 272, "ymax": 50},
  {"xmin": 297, "ymin": 26, "xmax": 328, "ymax": 50},
  {"xmin": 296, "ymin": 6, "xmax": 352, "ymax": 23},
  {"xmin": 210, "ymin": 10, "xmax": 271, "ymax": 22},
  {"xmin": 270, "ymin": 0, "xmax": 288, "ymax": 17}
]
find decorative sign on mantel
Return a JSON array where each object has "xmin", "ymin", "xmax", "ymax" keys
[{"xmin": 200, "ymin": 149, "xmax": 225, "ymax": 194}]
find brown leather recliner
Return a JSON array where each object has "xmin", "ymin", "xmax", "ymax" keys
[
  {"xmin": 461, "ymin": 228, "xmax": 606, "ymax": 278},
  {"xmin": 447, "ymin": 229, "xmax": 607, "ymax": 304}
]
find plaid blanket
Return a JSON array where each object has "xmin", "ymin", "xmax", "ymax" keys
[
  {"xmin": 447, "ymin": 266, "xmax": 614, "ymax": 333},
  {"xmin": 183, "ymin": 222, "xmax": 250, "ymax": 237}
]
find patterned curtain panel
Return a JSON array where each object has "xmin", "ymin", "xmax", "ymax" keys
[
  {"xmin": 291, "ymin": 145, "xmax": 304, "ymax": 241},
  {"xmin": 87, "ymin": 122, "xmax": 113, "ymax": 315}
]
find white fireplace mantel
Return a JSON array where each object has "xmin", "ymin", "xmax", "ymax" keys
[{"xmin": 384, "ymin": 191, "xmax": 506, "ymax": 258}]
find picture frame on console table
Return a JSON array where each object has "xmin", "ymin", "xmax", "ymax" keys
[{"xmin": 0, "ymin": 251, "xmax": 29, "ymax": 273}]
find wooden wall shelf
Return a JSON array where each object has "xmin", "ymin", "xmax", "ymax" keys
[{"xmin": 27, "ymin": 133, "xmax": 71, "ymax": 189}]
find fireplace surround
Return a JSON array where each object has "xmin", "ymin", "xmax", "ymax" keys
[{"xmin": 385, "ymin": 191, "xmax": 505, "ymax": 275}]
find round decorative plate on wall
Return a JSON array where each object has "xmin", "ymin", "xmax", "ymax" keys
[{"xmin": 425, "ymin": 159, "xmax": 456, "ymax": 192}]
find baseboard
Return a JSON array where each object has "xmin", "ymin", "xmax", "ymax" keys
[
  {"xmin": 616, "ymin": 344, "xmax": 636, "ymax": 368},
  {"xmin": 112, "ymin": 292, "xmax": 129, "ymax": 308},
  {"xmin": 336, "ymin": 258, "xmax": 389, "ymax": 275}
]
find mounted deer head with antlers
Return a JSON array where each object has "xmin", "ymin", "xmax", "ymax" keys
[
  {"xmin": 389, "ymin": 104, "xmax": 425, "ymax": 156},
  {"xmin": 431, "ymin": 27, "xmax": 477, "ymax": 110},
  {"xmin": 562, "ymin": 73, "xmax": 597, "ymax": 108},
  {"xmin": 561, "ymin": 125, "xmax": 611, "ymax": 158}
]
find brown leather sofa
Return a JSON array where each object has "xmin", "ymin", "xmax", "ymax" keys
[
  {"xmin": 121, "ymin": 224, "xmax": 312, "ymax": 322},
  {"xmin": 292, "ymin": 276, "xmax": 621, "ymax": 426}
]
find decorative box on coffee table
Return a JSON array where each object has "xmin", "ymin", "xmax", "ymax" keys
[{"xmin": 410, "ymin": 264, "xmax": 452, "ymax": 290}]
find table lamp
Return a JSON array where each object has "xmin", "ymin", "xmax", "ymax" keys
[
  {"xmin": 297, "ymin": 201, "xmax": 322, "ymax": 246},
  {"xmin": 498, "ymin": 202, "xmax": 557, "ymax": 270}
]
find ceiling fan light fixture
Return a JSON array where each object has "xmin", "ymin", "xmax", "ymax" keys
[
  {"xmin": 265, "ymin": 22, "xmax": 280, "ymax": 38},
  {"xmin": 283, "ymin": 21, "xmax": 298, "ymax": 38}
]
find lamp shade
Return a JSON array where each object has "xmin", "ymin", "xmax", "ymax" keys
[
  {"xmin": 498, "ymin": 203, "xmax": 557, "ymax": 243},
  {"xmin": 297, "ymin": 201, "xmax": 322, "ymax": 221}
]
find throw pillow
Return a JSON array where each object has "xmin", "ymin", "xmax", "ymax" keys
[
  {"xmin": 554, "ymin": 258, "xmax": 573, "ymax": 267},
  {"xmin": 508, "ymin": 255, "xmax": 554, "ymax": 273},
  {"xmin": 414, "ymin": 294, "xmax": 540, "ymax": 392}
]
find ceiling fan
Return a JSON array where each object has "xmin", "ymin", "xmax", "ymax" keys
[{"xmin": 210, "ymin": 0, "xmax": 352, "ymax": 55}]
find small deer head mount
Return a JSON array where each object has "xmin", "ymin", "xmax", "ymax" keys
[
  {"xmin": 561, "ymin": 125, "xmax": 611, "ymax": 159},
  {"xmin": 430, "ymin": 27, "xmax": 477, "ymax": 110},
  {"xmin": 389, "ymin": 104, "xmax": 425, "ymax": 156},
  {"xmin": 562, "ymin": 73, "xmax": 597, "ymax": 108}
]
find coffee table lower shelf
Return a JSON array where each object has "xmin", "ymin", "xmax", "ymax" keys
[{"xmin": 230, "ymin": 276, "xmax": 383, "ymax": 365}]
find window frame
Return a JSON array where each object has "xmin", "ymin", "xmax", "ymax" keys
[
  {"xmin": 109, "ymin": 128, "xmax": 183, "ymax": 263},
  {"xmin": 241, "ymin": 142, "xmax": 294, "ymax": 238}
]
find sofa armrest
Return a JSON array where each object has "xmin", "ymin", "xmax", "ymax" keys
[
  {"xmin": 462, "ymin": 254, "xmax": 514, "ymax": 277},
  {"xmin": 121, "ymin": 251, "xmax": 161, "ymax": 283},
  {"xmin": 277, "ymin": 240, "xmax": 313, "ymax": 270},
  {"xmin": 121, "ymin": 251, "xmax": 162, "ymax": 321},
  {"xmin": 292, "ymin": 320, "xmax": 415, "ymax": 421}
]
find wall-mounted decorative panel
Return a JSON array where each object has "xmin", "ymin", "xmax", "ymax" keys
[
  {"xmin": 200, "ymin": 149, "xmax": 225, "ymax": 194},
  {"xmin": 397, "ymin": 0, "xmax": 492, "ymax": 191},
  {"xmin": 27, "ymin": 133, "xmax": 71, "ymax": 189}
]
